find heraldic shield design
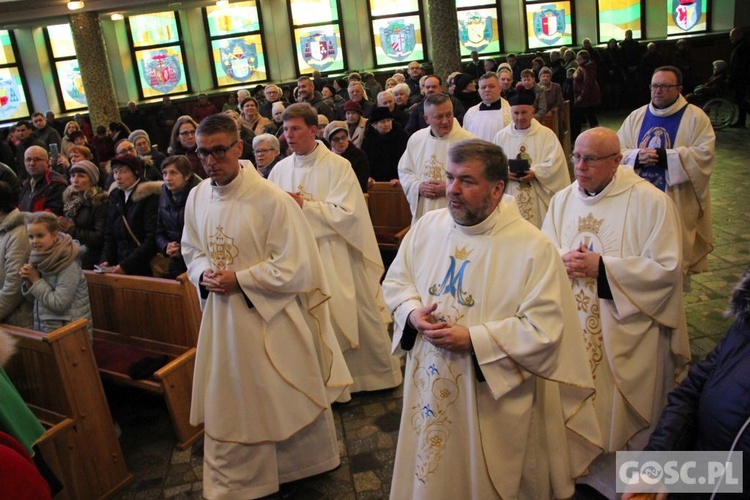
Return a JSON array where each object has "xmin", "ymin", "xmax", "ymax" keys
[
  {"xmin": 672, "ymin": 0, "xmax": 702, "ymax": 31},
  {"xmin": 0, "ymin": 77, "xmax": 22, "ymax": 120},
  {"xmin": 220, "ymin": 39, "xmax": 257, "ymax": 82},
  {"xmin": 380, "ymin": 20, "xmax": 416, "ymax": 62},
  {"xmin": 533, "ymin": 5, "xmax": 566, "ymax": 46},
  {"xmin": 62, "ymin": 62, "xmax": 87, "ymax": 106},
  {"xmin": 143, "ymin": 50, "xmax": 181, "ymax": 94},
  {"xmin": 301, "ymin": 32, "xmax": 338, "ymax": 71},
  {"xmin": 458, "ymin": 12, "xmax": 493, "ymax": 53}
]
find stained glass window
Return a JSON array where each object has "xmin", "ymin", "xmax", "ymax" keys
[
  {"xmin": 127, "ymin": 11, "xmax": 190, "ymax": 99},
  {"xmin": 597, "ymin": 0, "xmax": 642, "ymax": 42},
  {"xmin": 367, "ymin": 0, "xmax": 424, "ymax": 67},
  {"xmin": 0, "ymin": 31, "xmax": 30, "ymax": 124},
  {"xmin": 44, "ymin": 24, "xmax": 87, "ymax": 112},
  {"xmin": 288, "ymin": 0, "xmax": 346, "ymax": 74},
  {"xmin": 204, "ymin": 1, "xmax": 268, "ymax": 87},
  {"xmin": 667, "ymin": 0, "xmax": 709, "ymax": 36},
  {"xmin": 457, "ymin": 3, "xmax": 503, "ymax": 57},
  {"xmin": 524, "ymin": 1, "xmax": 575, "ymax": 50}
]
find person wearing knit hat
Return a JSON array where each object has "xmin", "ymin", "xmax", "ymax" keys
[
  {"xmin": 323, "ymin": 120, "xmax": 370, "ymax": 193},
  {"xmin": 69, "ymin": 160, "xmax": 99, "ymax": 185},
  {"xmin": 128, "ymin": 129, "xmax": 166, "ymax": 170},
  {"xmin": 538, "ymin": 66, "xmax": 565, "ymax": 129},
  {"xmin": 361, "ymin": 106, "xmax": 408, "ymax": 184},
  {"xmin": 342, "ymin": 101, "xmax": 367, "ymax": 148},
  {"xmin": 453, "ymin": 73, "xmax": 481, "ymax": 109},
  {"xmin": 100, "ymin": 152, "xmax": 162, "ymax": 276},
  {"xmin": 316, "ymin": 114, "xmax": 330, "ymax": 142}
]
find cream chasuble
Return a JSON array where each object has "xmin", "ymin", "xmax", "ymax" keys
[
  {"xmin": 383, "ymin": 198, "xmax": 602, "ymax": 500},
  {"xmin": 617, "ymin": 95, "xmax": 715, "ymax": 275},
  {"xmin": 543, "ymin": 168, "xmax": 691, "ymax": 458},
  {"xmin": 398, "ymin": 119, "xmax": 476, "ymax": 224},
  {"xmin": 493, "ymin": 119, "xmax": 571, "ymax": 228},
  {"xmin": 269, "ymin": 143, "xmax": 402, "ymax": 395},
  {"xmin": 462, "ymin": 99, "xmax": 512, "ymax": 141},
  {"xmin": 181, "ymin": 166, "xmax": 351, "ymax": 445}
]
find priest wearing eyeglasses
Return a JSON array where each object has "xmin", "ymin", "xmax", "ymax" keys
[
  {"xmin": 181, "ymin": 113, "xmax": 352, "ymax": 498},
  {"xmin": 617, "ymin": 65, "xmax": 715, "ymax": 277},
  {"xmin": 542, "ymin": 127, "xmax": 691, "ymax": 499}
]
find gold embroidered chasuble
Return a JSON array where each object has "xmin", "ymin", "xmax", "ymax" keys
[{"xmin": 181, "ymin": 166, "xmax": 351, "ymax": 444}]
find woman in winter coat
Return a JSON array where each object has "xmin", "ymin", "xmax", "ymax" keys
[
  {"xmin": 99, "ymin": 155, "xmax": 161, "ymax": 276},
  {"xmin": 155, "ymin": 155, "xmax": 201, "ymax": 279},
  {"xmin": 58, "ymin": 160, "xmax": 109, "ymax": 270},
  {"xmin": 623, "ymin": 267, "xmax": 750, "ymax": 499},
  {"xmin": 0, "ymin": 182, "xmax": 32, "ymax": 328},
  {"xmin": 360, "ymin": 107, "xmax": 408, "ymax": 184},
  {"xmin": 167, "ymin": 115, "xmax": 205, "ymax": 178},
  {"xmin": 572, "ymin": 49, "xmax": 601, "ymax": 140}
]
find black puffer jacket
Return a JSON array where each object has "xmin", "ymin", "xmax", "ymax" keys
[
  {"xmin": 646, "ymin": 267, "xmax": 750, "ymax": 487},
  {"xmin": 62, "ymin": 185, "xmax": 109, "ymax": 270},
  {"xmin": 100, "ymin": 181, "xmax": 162, "ymax": 276},
  {"xmin": 155, "ymin": 175, "xmax": 201, "ymax": 278},
  {"xmin": 361, "ymin": 123, "xmax": 408, "ymax": 182}
]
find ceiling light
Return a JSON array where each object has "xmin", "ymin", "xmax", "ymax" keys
[
  {"xmin": 67, "ymin": 1, "xmax": 85, "ymax": 10},
  {"xmin": 216, "ymin": 0, "xmax": 229, "ymax": 7},
  {"xmin": 111, "ymin": 13, "xmax": 124, "ymax": 21}
]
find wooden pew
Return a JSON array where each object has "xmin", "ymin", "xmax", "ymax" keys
[
  {"xmin": 2, "ymin": 319, "xmax": 132, "ymax": 499},
  {"xmin": 367, "ymin": 181, "xmax": 411, "ymax": 252},
  {"xmin": 83, "ymin": 271, "xmax": 204, "ymax": 450},
  {"xmin": 541, "ymin": 106, "xmax": 560, "ymax": 138}
]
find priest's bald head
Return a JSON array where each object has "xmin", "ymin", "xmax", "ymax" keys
[
  {"xmin": 445, "ymin": 139, "xmax": 507, "ymax": 226},
  {"xmin": 572, "ymin": 127, "xmax": 623, "ymax": 195}
]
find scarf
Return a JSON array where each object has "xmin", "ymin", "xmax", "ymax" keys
[
  {"xmin": 28, "ymin": 232, "xmax": 79, "ymax": 274},
  {"xmin": 63, "ymin": 192, "xmax": 86, "ymax": 218}
]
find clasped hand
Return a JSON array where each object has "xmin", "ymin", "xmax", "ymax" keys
[
  {"xmin": 561, "ymin": 245, "xmax": 600, "ymax": 279},
  {"xmin": 418, "ymin": 181, "xmax": 446, "ymax": 199},
  {"xmin": 408, "ymin": 303, "xmax": 472, "ymax": 353},
  {"xmin": 201, "ymin": 269, "xmax": 239, "ymax": 296}
]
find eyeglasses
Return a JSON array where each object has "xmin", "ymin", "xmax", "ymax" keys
[
  {"xmin": 649, "ymin": 84, "xmax": 680, "ymax": 91},
  {"xmin": 179, "ymin": 130, "xmax": 196, "ymax": 136},
  {"xmin": 25, "ymin": 156, "xmax": 47, "ymax": 163},
  {"xmin": 330, "ymin": 135, "xmax": 348, "ymax": 143},
  {"xmin": 571, "ymin": 152, "xmax": 619, "ymax": 164},
  {"xmin": 196, "ymin": 140, "xmax": 238, "ymax": 160},
  {"xmin": 117, "ymin": 145, "xmax": 136, "ymax": 154},
  {"xmin": 254, "ymin": 148, "xmax": 275, "ymax": 155}
]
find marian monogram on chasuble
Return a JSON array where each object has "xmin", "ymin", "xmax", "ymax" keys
[
  {"xmin": 410, "ymin": 246, "xmax": 477, "ymax": 483},
  {"xmin": 569, "ymin": 213, "xmax": 610, "ymax": 385},
  {"xmin": 208, "ymin": 225, "xmax": 240, "ymax": 270},
  {"xmin": 422, "ymin": 154, "xmax": 445, "ymax": 183}
]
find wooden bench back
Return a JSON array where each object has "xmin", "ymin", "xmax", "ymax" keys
[
  {"xmin": 367, "ymin": 181, "xmax": 412, "ymax": 251},
  {"xmin": 84, "ymin": 272, "xmax": 201, "ymax": 352},
  {"xmin": 2, "ymin": 319, "xmax": 132, "ymax": 498}
]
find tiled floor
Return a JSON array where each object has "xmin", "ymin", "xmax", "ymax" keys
[{"xmin": 110, "ymin": 112, "xmax": 750, "ymax": 500}]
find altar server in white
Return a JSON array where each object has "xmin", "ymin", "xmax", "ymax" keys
[
  {"xmin": 542, "ymin": 127, "xmax": 691, "ymax": 497},
  {"xmin": 269, "ymin": 103, "xmax": 402, "ymax": 397},
  {"xmin": 462, "ymin": 72, "xmax": 511, "ymax": 141},
  {"xmin": 617, "ymin": 65, "xmax": 715, "ymax": 276},
  {"xmin": 398, "ymin": 93, "xmax": 476, "ymax": 224},
  {"xmin": 493, "ymin": 88, "xmax": 570, "ymax": 228},
  {"xmin": 181, "ymin": 114, "xmax": 352, "ymax": 499},
  {"xmin": 384, "ymin": 138, "xmax": 602, "ymax": 499}
]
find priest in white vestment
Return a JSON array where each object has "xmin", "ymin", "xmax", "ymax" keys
[
  {"xmin": 542, "ymin": 127, "xmax": 691, "ymax": 497},
  {"xmin": 181, "ymin": 114, "xmax": 352, "ymax": 499},
  {"xmin": 462, "ymin": 72, "xmax": 512, "ymax": 141},
  {"xmin": 493, "ymin": 88, "xmax": 570, "ymax": 228},
  {"xmin": 398, "ymin": 93, "xmax": 476, "ymax": 224},
  {"xmin": 617, "ymin": 66, "xmax": 715, "ymax": 276},
  {"xmin": 268, "ymin": 103, "xmax": 402, "ymax": 398},
  {"xmin": 384, "ymin": 138, "xmax": 602, "ymax": 499}
]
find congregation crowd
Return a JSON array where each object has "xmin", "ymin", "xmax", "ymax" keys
[{"xmin": 1, "ymin": 25, "xmax": 750, "ymax": 500}]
